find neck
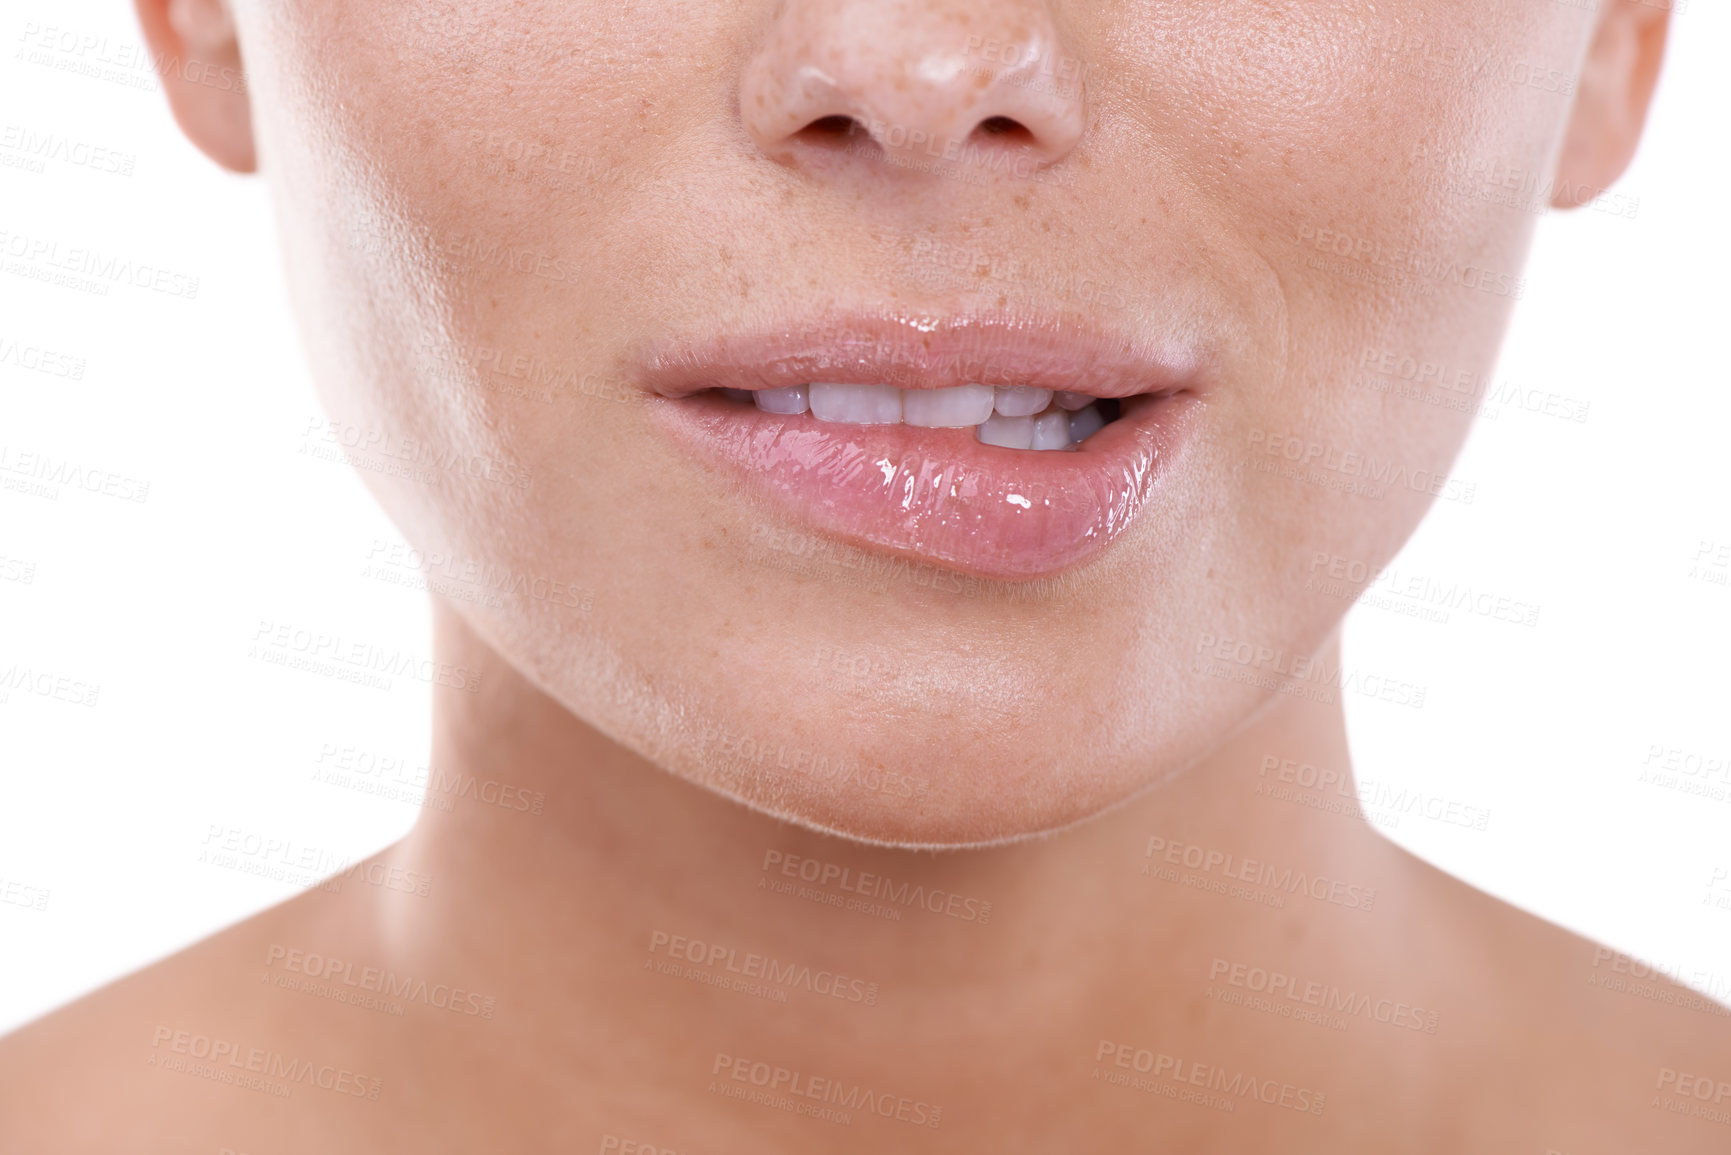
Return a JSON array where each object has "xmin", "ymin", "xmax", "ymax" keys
[{"xmin": 376, "ymin": 601, "xmax": 1393, "ymax": 1131}]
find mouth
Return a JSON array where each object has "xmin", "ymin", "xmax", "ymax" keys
[
  {"xmin": 641, "ymin": 313, "xmax": 1207, "ymax": 581},
  {"xmin": 691, "ymin": 383, "xmax": 1128, "ymax": 449}
]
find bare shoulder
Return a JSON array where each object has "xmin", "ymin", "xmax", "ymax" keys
[
  {"xmin": 0, "ymin": 884, "xmax": 391, "ymax": 1154},
  {"xmin": 1388, "ymin": 844, "xmax": 1731, "ymax": 1153}
]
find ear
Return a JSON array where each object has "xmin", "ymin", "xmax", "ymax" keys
[
  {"xmin": 133, "ymin": 0, "xmax": 255, "ymax": 173},
  {"xmin": 1550, "ymin": 0, "xmax": 1670, "ymax": 209}
]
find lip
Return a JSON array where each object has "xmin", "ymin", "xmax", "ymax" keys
[{"xmin": 640, "ymin": 313, "xmax": 1209, "ymax": 581}]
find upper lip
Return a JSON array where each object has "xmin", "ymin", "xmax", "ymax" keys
[{"xmin": 636, "ymin": 309, "xmax": 1210, "ymax": 400}]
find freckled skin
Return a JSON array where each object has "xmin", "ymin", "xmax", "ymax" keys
[
  {"xmin": 174, "ymin": 0, "xmax": 1608, "ymax": 850},
  {"xmin": 2, "ymin": 1, "xmax": 1718, "ymax": 1152}
]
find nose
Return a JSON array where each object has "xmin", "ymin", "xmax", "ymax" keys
[{"xmin": 740, "ymin": 0, "xmax": 1087, "ymax": 173}]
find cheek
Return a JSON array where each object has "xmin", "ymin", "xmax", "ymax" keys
[
  {"xmin": 244, "ymin": 0, "xmax": 701, "ymax": 552},
  {"xmin": 1108, "ymin": 3, "xmax": 1578, "ymax": 346},
  {"xmin": 1102, "ymin": 0, "xmax": 1573, "ymax": 549}
]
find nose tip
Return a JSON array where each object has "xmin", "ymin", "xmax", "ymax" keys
[{"xmin": 741, "ymin": 0, "xmax": 1086, "ymax": 172}]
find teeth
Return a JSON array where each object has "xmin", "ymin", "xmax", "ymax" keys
[
  {"xmin": 724, "ymin": 384, "xmax": 1117, "ymax": 451},
  {"xmin": 901, "ymin": 383, "xmax": 996, "ymax": 428},
  {"xmin": 809, "ymin": 383, "xmax": 902, "ymax": 425},
  {"xmin": 1067, "ymin": 403, "xmax": 1106, "ymax": 443},
  {"xmin": 993, "ymin": 386, "xmax": 1053, "ymax": 418},
  {"xmin": 1030, "ymin": 409, "xmax": 1072, "ymax": 451},
  {"xmin": 753, "ymin": 385, "xmax": 808, "ymax": 415},
  {"xmin": 976, "ymin": 412, "xmax": 1036, "ymax": 450}
]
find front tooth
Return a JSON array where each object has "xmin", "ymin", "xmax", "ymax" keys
[
  {"xmin": 902, "ymin": 384, "xmax": 995, "ymax": 428},
  {"xmin": 976, "ymin": 412, "xmax": 1035, "ymax": 449},
  {"xmin": 1030, "ymin": 409, "xmax": 1072, "ymax": 450},
  {"xmin": 809, "ymin": 383, "xmax": 902, "ymax": 425},
  {"xmin": 1054, "ymin": 391, "xmax": 1094, "ymax": 411},
  {"xmin": 994, "ymin": 386, "xmax": 1053, "ymax": 417},
  {"xmin": 1067, "ymin": 402, "xmax": 1106, "ymax": 443},
  {"xmin": 754, "ymin": 385, "xmax": 809, "ymax": 415}
]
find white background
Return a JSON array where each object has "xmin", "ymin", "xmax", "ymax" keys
[{"xmin": 1, "ymin": 1, "xmax": 1727, "ymax": 1035}]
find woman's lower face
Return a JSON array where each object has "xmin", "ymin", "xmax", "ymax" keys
[{"xmin": 239, "ymin": 0, "xmax": 1591, "ymax": 845}]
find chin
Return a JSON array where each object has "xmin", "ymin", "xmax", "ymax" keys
[{"xmin": 665, "ymin": 711, "xmax": 1168, "ymax": 850}]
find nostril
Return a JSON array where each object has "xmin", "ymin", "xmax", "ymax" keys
[
  {"xmin": 796, "ymin": 114, "xmax": 863, "ymax": 146},
  {"xmin": 973, "ymin": 116, "xmax": 1034, "ymax": 146},
  {"xmin": 779, "ymin": 111, "xmax": 1047, "ymax": 162}
]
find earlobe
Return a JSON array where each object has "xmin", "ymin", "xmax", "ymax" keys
[
  {"xmin": 134, "ymin": 0, "xmax": 256, "ymax": 173},
  {"xmin": 1550, "ymin": 0, "xmax": 1669, "ymax": 209}
]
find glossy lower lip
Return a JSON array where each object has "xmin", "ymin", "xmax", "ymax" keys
[
  {"xmin": 651, "ymin": 390, "xmax": 1199, "ymax": 581},
  {"xmin": 639, "ymin": 314, "xmax": 1209, "ymax": 581}
]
